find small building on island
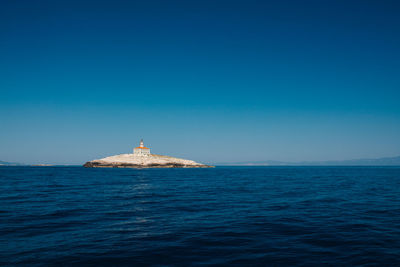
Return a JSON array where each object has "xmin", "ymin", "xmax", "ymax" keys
[{"xmin": 133, "ymin": 139, "xmax": 151, "ymax": 156}]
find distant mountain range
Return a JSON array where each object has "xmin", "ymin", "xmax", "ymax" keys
[
  {"xmin": 2, "ymin": 155, "xmax": 400, "ymax": 167},
  {"xmin": 0, "ymin": 160, "xmax": 21, "ymax": 166},
  {"xmin": 0, "ymin": 161, "xmax": 56, "ymax": 166},
  {"xmin": 215, "ymin": 156, "xmax": 400, "ymax": 166}
]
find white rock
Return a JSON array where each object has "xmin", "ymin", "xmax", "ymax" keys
[{"xmin": 84, "ymin": 153, "xmax": 213, "ymax": 168}]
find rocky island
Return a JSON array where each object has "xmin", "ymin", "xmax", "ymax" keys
[{"xmin": 84, "ymin": 139, "xmax": 213, "ymax": 169}]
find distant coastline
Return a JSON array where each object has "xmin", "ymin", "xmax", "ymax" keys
[
  {"xmin": 2, "ymin": 155, "xmax": 400, "ymax": 167},
  {"xmin": 215, "ymin": 155, "xmax": 400, "ymax": 166},
  {"xmin": 0, "ymin": 160, "xmax": 21, "ymax": 166}
]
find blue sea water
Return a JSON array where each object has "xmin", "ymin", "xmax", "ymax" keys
[{"xmin": 1, "ymin": 166, "xmax": 400, "ymax": 266}]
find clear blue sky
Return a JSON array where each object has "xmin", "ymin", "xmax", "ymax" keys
[{"xmin": 1, "ymin": 0, "xmax": 400, "ymax": 164}]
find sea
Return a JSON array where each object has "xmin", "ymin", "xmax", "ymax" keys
[{"xmin": 1, "ymin": 166, "xmax": 400, "ymax": 266}]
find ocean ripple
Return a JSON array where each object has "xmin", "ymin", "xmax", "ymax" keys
[{"xmin": 0, "ymin": 166, "xmax": 400, "ymax": 266}]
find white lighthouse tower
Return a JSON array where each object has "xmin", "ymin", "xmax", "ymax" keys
[{"xmin": 133, "ymin": 139, "xmax": 151, "ymax": 156}]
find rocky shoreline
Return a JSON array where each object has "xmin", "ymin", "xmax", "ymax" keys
[
  {"xmin": 83, "ymin": 153, "xmax": 213, "ymax": 169},
  {"xmin": 83, "ymin": 161, "xmax": 213, "ymax": 168}
]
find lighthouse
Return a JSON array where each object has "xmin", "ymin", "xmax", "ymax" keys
[{"xmin": 133, "ymin": 139, "xmax": 151, "ymax": 156}]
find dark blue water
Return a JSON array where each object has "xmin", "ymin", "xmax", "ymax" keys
[{"xmin": 1, "ymin": 166, "xmax": 400, "ymax": 266}]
